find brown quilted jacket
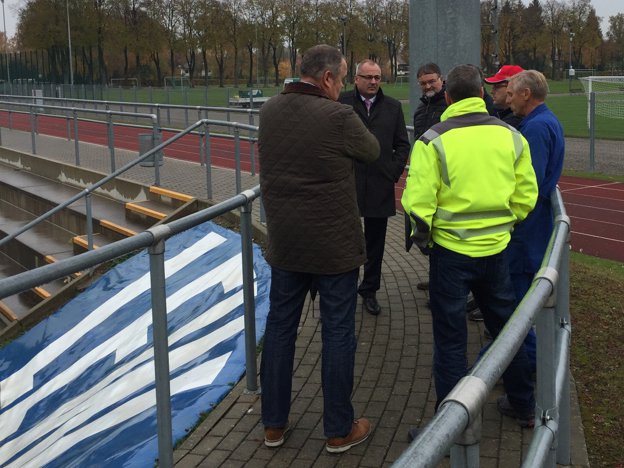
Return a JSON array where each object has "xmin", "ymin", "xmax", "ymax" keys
[{"xmin": 259, "ymin": 82, "xmax": 380, "ymax": 274}]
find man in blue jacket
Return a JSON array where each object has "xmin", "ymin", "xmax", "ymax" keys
[{"xmin": 502, "ymin": 69, "xmax": 565, "ymax": 397}]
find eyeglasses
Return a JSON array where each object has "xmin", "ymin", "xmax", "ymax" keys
[
  {"xmin": 418, "ymin": 78, "xmax": 440, "ymax": 88},
  {"xmin": 357, "ymin": 74, "xmax": 382, "ymax": 81}
]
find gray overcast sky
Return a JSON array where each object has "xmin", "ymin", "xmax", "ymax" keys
[{"xmin": 0, "ymin": 0, "xmax": 622, "ymax": 39}]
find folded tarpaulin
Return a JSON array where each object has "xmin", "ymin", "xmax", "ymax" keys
[{"xmin": 0, "ymin": 221, "xmax": 271, "ymax": 467}]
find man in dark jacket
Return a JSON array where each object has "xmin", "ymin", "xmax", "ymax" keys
[
  {"xmin": 258, "ymin": 44, "xmax": 380, "ymax": 453},
  {"xmin": 412, "ymin": 62, "xmax": 447, "ymax": 140},
  {"xmin": 339, "ymin": 59, "xmax": 410, "ymax": 315}
]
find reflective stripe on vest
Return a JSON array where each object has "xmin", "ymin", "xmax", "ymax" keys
[
  {"xmin": 442, "ymin": 220, "xmax": 516, "ymax": 240},
  {"xmin": 435, "ymin": 206, "xmax": 514, "ymax": 222}
]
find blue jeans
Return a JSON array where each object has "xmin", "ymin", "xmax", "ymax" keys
[
  {"xmin": 429, "ymin": 244, "xmax": 535, "ymax": 416},
  {"xmin": 260, "ymin": 266, "xmax": 358, "ymax": 438}
]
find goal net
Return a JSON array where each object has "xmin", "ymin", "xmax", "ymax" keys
[
  {"xmin": 164, "ymin": 76, "xmax": 191, "ymax": 88},
  {"xmin": 578, "ymin": 76, "xmax": 624, "ymax": 120}
]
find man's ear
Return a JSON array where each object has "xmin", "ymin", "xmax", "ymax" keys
[
  {"xmin": 322, "ymin": 70, "xmax": 333, "ymax": 88},
  {"xmin": 479, "ymin": 87, "xmax": 484, "ymax": 99},
  {"xmin": 444, "ymin": 91, "xmax": 452, "ymax": 106}
]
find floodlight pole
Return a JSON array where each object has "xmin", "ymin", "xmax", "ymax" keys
[
  {"xmin": 1, "ymin": 0, "xmax": 10, "ymax": 89},
  {"xmin": 67, "ymin": 0, "xmax": 74, "ymax": 86}
]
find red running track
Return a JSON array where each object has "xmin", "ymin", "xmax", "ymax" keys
[
  {"xmin": 396, "ymin": 174, "xmax": 624, "ymax": 263},
  {"xmin": 0, "ymin": 112, "xmax": 259, "ymax": 173},
  {"xmin": 3, "ymin": 113, "xmax": 622, "ymax": 263},
  {"xmin": 559, "ymin": 176, "xmax": 624, "ymax": 263}
]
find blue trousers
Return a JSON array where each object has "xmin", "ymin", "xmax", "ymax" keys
[
  {"xmin": 260, "ymin": 266, "xmax": 358, "ymax": 438},
  {"xmin": 429, "ymin": 244, "xmax": 535, "ymax": 416}
]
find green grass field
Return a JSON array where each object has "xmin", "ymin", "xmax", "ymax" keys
[{"xmin": 100, "ymin": 79, "xmax": 622, "ymax": 141}]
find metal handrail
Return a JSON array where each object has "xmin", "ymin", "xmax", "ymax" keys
[{"xmin": 393, "ymin": 187, "xmax": 572, "ymax": 468}]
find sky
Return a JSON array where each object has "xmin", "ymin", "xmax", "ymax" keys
[{"xmin": 0, "ymin": 0, "xmax": 622, "ymax": 40}]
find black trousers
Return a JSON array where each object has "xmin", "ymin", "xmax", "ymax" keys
[{"xmin": 357, "ymin": 216, "xmax": 388, "ymax": 298}]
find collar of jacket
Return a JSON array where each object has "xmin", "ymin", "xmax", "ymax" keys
[
  {"xmin": 420, "ymin": 85, "xmax": 446, "ymax": 105},
  {"xmin": 282, "ymin": 81, "xmax": 330, "ymax": 99},
  {"xmin": 441, "ymin": 97, "xmax": 488, "ymax": 121},
  {"xmin": 353, "ymin": 86, "xmax": 384, "ymax": 104},
  {"xmin": 520, "ymin": 102, "xmax": 549, "ymax": 126}
]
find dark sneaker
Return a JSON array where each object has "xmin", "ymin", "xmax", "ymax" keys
[
  {"xmin": 497, "ymin": 395, "xmax": 535, "ymax": 428},
  {"xmin": 416, "ymin": 281, "xmax": 429, "ymax": 290},
  {"xmin": 264, "ymin": 424, "xmax": 290, "ymax": 447},
  {"xmin": 468, "ymin": 309, "xmax": 483, "ymax": 321},
  {"xmin": 326, "ymin": 418, "xmax": 372, "ymax": 453}
]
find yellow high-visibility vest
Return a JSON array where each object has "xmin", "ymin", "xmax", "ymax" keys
[{"xmin": 401, "ymin": 97, "xmax": 538, "ymax": 258}]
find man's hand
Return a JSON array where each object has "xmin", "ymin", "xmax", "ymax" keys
[{"xmin": 409, "ymin": 212, "xmax": 431, "ymax": 255}]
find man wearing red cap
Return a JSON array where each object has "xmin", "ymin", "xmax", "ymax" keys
[{"xmin": 484, "ymin": 65, "xmax": 524, "ymax": 129}]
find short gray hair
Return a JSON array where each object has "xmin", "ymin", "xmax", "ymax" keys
[
  {"xmin": 445, "ymin": 64, "xmax": 482, "ymax": 102},
  {"xmin": 355, "ymin": 59, "xmax": 380, "ymax": 75},
  {"xmin": 508, "ymin": 70, "xmax": 549, "ymax": 101},
  {"xmin": 300, "ymin": 45, "xmax": 343, "ymax": 80}
]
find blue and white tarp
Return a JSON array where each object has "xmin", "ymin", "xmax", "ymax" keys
[{"xmin": 0, "ymin": 221, "xmax": 271, "ymax": 467}]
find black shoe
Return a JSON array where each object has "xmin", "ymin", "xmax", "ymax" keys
[
  {"xmin": 496, "ymin": 395, "xmax": 535, "ymax": 428},
  {"xmin": 363, "ymin": 296, "xmax": 381, "ymax": 315},
  {"xmin": 407, "ymin": 427, "xmax": 420, "ymax": 442},
  {"xmin": 416, "ymin": 281, "xmax": 429, "ymax": 290}
]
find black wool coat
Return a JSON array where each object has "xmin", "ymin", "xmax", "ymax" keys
[{"xmin": 339, "ymin": 87, "xmax": 410, "ymax": 218}]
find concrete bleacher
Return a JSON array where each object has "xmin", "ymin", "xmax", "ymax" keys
[{"xmin": 0, "ymin": 146, "xmax": 200, "ymax": 327}]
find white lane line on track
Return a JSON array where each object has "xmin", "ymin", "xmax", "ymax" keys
[
  {"xmin": 560, "ymin": 181, "xmax": 624, "ymax": 193},
  {"xmin": 570, "ymin": 230, "xmax": 624, "ymax": 243}
]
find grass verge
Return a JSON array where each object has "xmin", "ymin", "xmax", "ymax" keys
[{"xmin": 569, "ymin": 252, "xmax": 624, "ymax": 466}]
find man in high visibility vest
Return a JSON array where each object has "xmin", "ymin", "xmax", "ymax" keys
[{"xmin": 402, "ymin": 64, "xmax": 538, "ymax": 438}]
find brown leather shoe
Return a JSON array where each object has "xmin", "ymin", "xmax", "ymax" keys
[
  {"xmin": 264, "ymin": 424, "xmax": 290, "ymax": 447},
  {"xmin": 326, "ymin": 418, "xmax": 372, "ymax": 453}
]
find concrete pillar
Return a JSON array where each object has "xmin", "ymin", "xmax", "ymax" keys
[{"xmin": 408, "ymin": 0, "xmax": 481, "ymax": 117}]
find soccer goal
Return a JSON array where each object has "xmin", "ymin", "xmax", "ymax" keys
[
  {"xmin": 578, "ymin": 76, "xmax": 624, "ymax": 120},
  {"xmin": 164, "ymin": 76, "xmax": 191, "ymax": 88},
  {"xmin": 110, "ymin": 77, "xmax": 139, "ymax": 88}
]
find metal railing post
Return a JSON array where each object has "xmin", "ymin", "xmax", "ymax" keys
[
  {"xmin": 588, "ymin": 92, "xmax": 595, "ymax": 172},
  {"xmin": 85, "ymin": 193, "xmax": 94, "ymax": 250},
  {"xmin": 30, "ymin": 107, "xmax": 37, "ymax": 154},
  {"xmin": 73, "ymin": 108, "xmax": 80, "ymax": 166},
  {"xmin": 240, "ymin": 193, "xmax": 258, "ymax": 392},
  {"xmin": 148, "ymin": 235, "xmax": 174, "ymax": 468},
  {"xmin": 234, "ymin": 125, "xmax": 241, "ymax": 194},
  {"xmin": 248, "ymin": 111, "xmax": 256, "ymax": 176},
  {"xmin": 66, "ymin": 112, "xmax": 71, "ymax": 140},
  {"xmin": 155, "ymin": 104, "xmax": 162, "ymax": 129},
  {"xmin": 152, "ymin": 124, "xmax": 162, "ymax": 187},
  {"xmin": 556, "ymin": 220, "xmax": 572, "ymax": 465},
  {"xmin": 204, "ymin": 123, "xmax": 213, "ymax": 200},
  {"xmin": 107, "ymin": 111, "xmax": 116, "ymax": 172}
]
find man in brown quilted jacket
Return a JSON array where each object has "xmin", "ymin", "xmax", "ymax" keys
[{"xmin": 259, "ymin": 44, "xmax": 380, "ymax": 454}]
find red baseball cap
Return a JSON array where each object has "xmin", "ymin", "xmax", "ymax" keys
[{"xmin": 484, "ymin": 65, "xmax": 524, "ymax": 84}]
